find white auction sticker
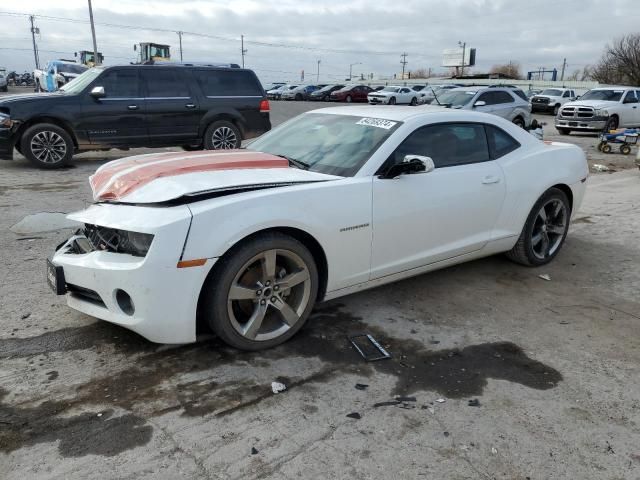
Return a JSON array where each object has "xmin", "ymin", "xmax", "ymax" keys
[{"xmin": 356, "ymin": 117, "xmax": 398, "ymax": 129}]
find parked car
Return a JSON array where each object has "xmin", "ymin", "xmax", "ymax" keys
[
  {"xmin": 417, "ymin": 84, "xmax": 460, "ymax": 105},
  {"xmin": 368, "ymin": 86, "xmax": 419, "ymax": 105},
  {"xmin": 0, "ymin": 73, "xmax": 7, "ymax": 92},
  {"xmin": 34, "ymin": 60, "xmax": 88, "ymax": 92},
  {"xmin": 0, "ymin": 64, "xmax": 271, "ymax": 168},
  {"xmin": 309, "ymin": 84, "xmax": 344, "ymax": 101},
  {"xmin": 46, "ymin": 106, "xmax": 587, "ymax": 349},
  {"xmin": 264, "ymin": 82, "xmax": 285, "ymax": 92},
  {"xmin": 281, "ymin": 85, "xmax": 320, "ymax": 101},
  {"xmin": 530, "ymin": 88, "xmax": 577, "ymax": 115},
  {"xmin": 267, "ymin": 84, "xmax": 297, "ymax": 100},
  {"xmin": 526, "ymin": 88, "xmax": 543, "ymax": 99},
  {"xmin": 329, "ymin": 84, "xmax": 373, "ymax": 102},
  {"xmin": 411, "ymin": 85, "xmax": 427, "ymax": 92},
  {"xmin": 437, "ymin": 86, "xmax": 532, "ymax": 128},
  {"xmin": 555, "ymin": 87, "xmax": 640, "ymax": 134}
]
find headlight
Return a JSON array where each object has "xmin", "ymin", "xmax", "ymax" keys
[
  {"xmin": 0, "ymin": 112, "xmax": 12, "ymax": 128},
  {"xmin": 595, "ymin": 109, "xmax": 608, "ymax": 117},
  {"xmin": 84, "ymin": 224, "xmax": 154, "ymax": 257}
]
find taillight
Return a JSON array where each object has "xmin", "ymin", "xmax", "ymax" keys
[{"xmin": 260, "ymin": 99, "xmax": 270, "ymax": 113}]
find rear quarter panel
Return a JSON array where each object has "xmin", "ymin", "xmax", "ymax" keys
[
  {"xmin": 184, "ymin": 178, "xmax": 373, "ymax": 292},
  {"xmin": 494, "ymin": 141, "xmax": 588, "ymax": 240}
]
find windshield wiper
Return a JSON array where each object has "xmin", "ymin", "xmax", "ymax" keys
[{"xmin": 275, "ymin": 154, "xmax": 310, "ymax": 170}]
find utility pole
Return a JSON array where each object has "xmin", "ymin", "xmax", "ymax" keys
[
  {"xmin": 459, "ymin": 41, "xmax": 466, "ymax": 77},
  {"xmin": 87, "ymin": 0, "xmax": 100, "ymax": 66},
  {"xmin": 29, "ymin": 15, "xmax": 40, "ymax": 70},
  {"xmin": 400, "ymin": 53, "xmax": 408, "ymax": 79},
  {"xmin": 317, "ymin": 59, "xmax": 320, "ymax": 83},
  {"xmin": 177, "ymin": 31, "xmax": 183, "ymax": 62},
  {"xmin": 241, "ymin": 35, "xmax": 247, "ymax": 68},
  {"xmin": 349, "ymin": 62, "xmax": 361, "ymax": 81},
  {"xmin": 560, "ymin": 58, "xmax": 567, "ymax": 82}
]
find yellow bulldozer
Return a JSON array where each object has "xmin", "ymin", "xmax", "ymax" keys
[
  {"xmin": 134, "ymin": 43, "xmax": 171, "ymax": 64},
  {"xmin": 75, "ymin": 50, "xmax": 104, "ymax": 67}
]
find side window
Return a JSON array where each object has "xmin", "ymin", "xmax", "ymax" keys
[
  {"xmin": 142, "ymin": 69, "xmax": 190, "ymax": 97},
  {"xmin": 493, "ymin": 91, "xmax": 515, "ymax": 104},
  {"xmin": 401, "ymin": 88, "xmax": 410, "ymax": 93},
  {"xmin": 513, "ymin": 89, "xmax": 528, "ymax": 101},
  {"xmin": 193, "ymin": 70, "xmax": 262, "ymax": 96},
  {"xmin": 485, "ymin": 125, "xmax": 521, "ymax": 159},
  {"xmin": 97, "ymin": 69, "xmax": 140, "ymax": 98},
  {"xmin": 623, "ymin": 91, "xmax": 638, "ymax": 103},
  {"xmin": 636, "ymin": 90, "xmax": 640, "ymax": 100},
  {"xmin": 476, "ymin": 92, "xmax": 494, "ymax": 105},
  {"xmin": 563, "ymin": 91, "xmax": 571, "ymax": 97},
  {"xmin": 391, "ymin": 123, "xmax": 490, "ymax": 168}
]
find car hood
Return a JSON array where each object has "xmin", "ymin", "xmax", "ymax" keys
[
  {"xmin": 0, "ymin": 92, "xmax": 65, "ymax": 105},
  {"xmin": 89, "ymin": 150, "xmax": 343, "ymax": 204},
  {"xmin": 562, "ymin": 99, "xmax": 619, "ymax": 109}
]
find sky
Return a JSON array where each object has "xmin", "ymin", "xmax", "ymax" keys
[{"xmin": 1, "ymin": 0, "xmax": 639, "ymax": 84}]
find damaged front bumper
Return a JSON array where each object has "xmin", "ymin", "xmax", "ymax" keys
[{"xmin": 47, "ymin": 203, "xmax": 213, "ymax": 344}]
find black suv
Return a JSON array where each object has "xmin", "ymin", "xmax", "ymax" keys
[{"xmin": 0, "ymin": 64, "xmax": 271, "ymax": 168}]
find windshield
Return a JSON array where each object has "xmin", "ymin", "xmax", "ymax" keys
[
  {"xmin": 318, "ymin": 84, "xmax": 342, "ymax": 92},
  {"xmin": 438, "ymin": 90, "xmax": 476, "ymax": 107},
  {"xmin": 59, "ymin": 67, "xmax": 103, "ymax": 94},
  {"xmin": 338, "ymin": 85, "xmax": 355, "ymax": 92},
  {"xmin": 580, "ymin": 89, "xmax": 624, "ymax": 102},
  {"xmin": 246, "ymin": 113, "xmax": 401, "ymax": 177},
  {"xmin": 382, "ymin": 87, "xmax": 399, "ymax": 92},
  {"xmin": 59, "ymin": 64, "xmax": 87, "ymax": 75},
  {"xmin": 540, "ymin": 89, "xmax": 562, "ymax": 96}
]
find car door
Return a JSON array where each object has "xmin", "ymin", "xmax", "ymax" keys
[
  {"xmin": 619, "ymin": 91, "xmax": 639, "ymax": 126},
  {"xmin": 399, "ymin": 87, "xmax": 412, "ymax": 103},
  {"xmin": 370, "ymin": 122, "xmax": 506, "ymax": 279},
  {"xmin": 471, "ymin": 91, "xmax": 497, "ymax": 114},
  {"xmin": 78, "ymin": 68, "xmax": 148, "ymax": 147},
  {"xmin": 141, "ymin": 68, "xmax": 201, "ymax": 144},
  {"xmin": 489, "ymin": 91, "xmax": 516, "ymax": 119}
]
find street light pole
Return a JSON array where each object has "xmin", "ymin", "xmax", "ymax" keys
[
  {"xmin": 317, "ymin": 59, "xmax": 320, "ymax": 83},
  {"xmin": 88, "ymin": 0, "xmax": 100, "ymax": 65},
  {"xmin": 349, "ymin": 62, "xmax": 361, "ymax": 81},
  {"xmin": 177, "ymin": 31, "xmax": 183, "ymax": 62},
  {"xmin": 241, "ymin": 35, "xmax": 247, "ymax": 68},
  {"xmin": 459, "ymin": 41, "xmax": 466, "ymax": 77}
]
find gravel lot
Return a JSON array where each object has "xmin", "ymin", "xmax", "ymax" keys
[{"xmin": 1, "ymin": 86, "xmax": 639, "ymax": 479}]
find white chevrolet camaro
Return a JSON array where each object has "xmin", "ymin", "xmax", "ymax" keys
[{"xmin": 48, "ymin": 106, "xmax": 588, "ymax": 349}]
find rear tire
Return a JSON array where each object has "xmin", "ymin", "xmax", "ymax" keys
[
  {"xmin": 557, "ymin": 128, "xmax": 571, "ymax": 135},
  {"xmin": 620, "ymin": 144, "xmax": 631, "ymax": 155},
  {"xmin": 204, "ymin": 120, "xmax": 241, "ymax": 150},
  {"xmin": 345, "ymin": 95, "xmax": 352, "ymax": 103},
  {"xmin": 506, "ymin": 188, "xmax": 571, "ymax": 267},
  {"xmin": 20, "ymin": 123, "xmax": 74, "ymax": 169},
  {"xmin": 513, "ymin": 116, "xmax": 525, "ymax": 129},
  {"xmin": 602, "ymin": 144, "xmax": 612, "ymax": 154},
  {"xmin": 202, "ymin": 232, "xmax": 319, "ymax": 350}
]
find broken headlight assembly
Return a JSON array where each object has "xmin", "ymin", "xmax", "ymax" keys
[
  {"xmin": 0, "ymin": 112, "xmax": 12, "ymax": 128},
  {"xmin": 84, "ymin": 224, "xmax": 154, "ymax": 257}
]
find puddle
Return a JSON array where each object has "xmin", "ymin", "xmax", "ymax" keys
[
  {"xmin": 0, "ymin": 181, "xmax": 80, "ymax": 196},
  {"xmin": 10, "ymin": 212, "xmax": 81, "ymax": 234},
  {"xmin": 0, "ymin": 304, "xmax": 562, "ymax": 456}
]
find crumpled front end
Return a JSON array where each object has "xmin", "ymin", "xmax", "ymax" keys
[{"xmin": 49, "ymin": 203, "xmax": 212, "ymax": 344}]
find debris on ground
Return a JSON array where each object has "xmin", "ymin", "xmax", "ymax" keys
[
  {"xmin": 355, "ymin": 383, "xmax": 369, "ymax": 391},
  {"xmin": 491, "ymin": 447, "xmax": 498, "ymax": 455},
  {"xmin": 346, "ymin": 412, "xmax": 362, "ymax": 419},
  {"xmin": 251, "ymin": 447, "xmax": 259, "ymax": 455},
  {"xmin": 429, "ymin": 339, "xmax": 440, "ymax": 345},
  {"xmin": 271, "ymin": 381, "xmax": 287, "ymax": 394},
  {"xmin": 373, "ymin": 401, "xmax": 401, "ymax": 408},
  {"xmin": 538, "ymin": 274, "xmax": 552, "ymax": 281},
  {"xmin": 349, "ymin": 333, "xmax": 392, "ymax": 361},
  {"xmin": 443, "ymin": 431, "xmax": 450, "ymax": 437},
  {"xmin": 395, "ymin": 396, "xmax": 417, "ymax": 402},
  {"xmin": 21, "ymin": 313, "xmax": 31, "ymax": 320},
  {"xmin": 468, "ymin": 399, "xmax": 481, "ymax": 407},
  {"xmin": 592, "ymin": 164, "xmax": 610, "ymax": 172},
  {"xmin": 435, "ymin": 398, "xmax": 446, "ymax": 403}
]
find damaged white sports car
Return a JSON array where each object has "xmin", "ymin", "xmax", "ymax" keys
[{"xmin": 48, "ymin": 106, "xmax": 588, "ymax": 349}]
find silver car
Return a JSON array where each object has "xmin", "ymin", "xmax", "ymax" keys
[{"xmin": 435, "ymin": 86, "xmax": 532, "ymax": 128}]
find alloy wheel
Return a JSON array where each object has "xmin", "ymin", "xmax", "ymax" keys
[
  {"xmin": 30, "ymin": 131, "xmax": 67, "ymax": 164},
  {"xmin": 227, "ymin": 249, "xmax": 312, "ymax": 342},
  {"xmin": 531, "ymin": 199, "xmax": 568, "ymax": 260},
  {"xmin": 211, "ymin": 126, "xmax": 238, "ymax": 149}
]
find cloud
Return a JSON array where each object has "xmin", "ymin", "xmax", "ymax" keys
[{"xmin": 1, "ymin": 0, "xmax": 637, "ymax": 83}]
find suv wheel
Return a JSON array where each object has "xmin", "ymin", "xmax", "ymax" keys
[
  {"xmin": 21, "ymin": 123, "xmax": 74, "ymax": 169},
  {"xmin": 512, "ymin": 117, "xmax": 525, "ymax": 129},
  {"xmin": 553, "ymin": 104, "xmax": 560, "ymax": 116},
  {"xmin": 204, "ymin": 121, "xmax": 241, "ymax": 150}
]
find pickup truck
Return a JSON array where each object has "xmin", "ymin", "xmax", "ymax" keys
[
  {"xmin": 556, "ymin": 87, "xmax": 640, "ymax": 134},
  {"xmin": 34, "ymin": 60, "xmax": 88, "ymax": 92},
  {"xmin": 530, "ymin": 88, "xmax": 576, "ymax": 115}
]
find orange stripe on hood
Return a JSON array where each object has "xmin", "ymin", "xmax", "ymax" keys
[{"xmin": 91, "ymin": 151, "xmax": 289, "ymax": 202}]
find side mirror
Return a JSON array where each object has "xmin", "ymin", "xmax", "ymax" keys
[
  {"xmin": 473, "ymin": 100, "xmax": 486, "ymax": 107},
  {"xmin": 90, "ymin": 86, "xmax": 105, "ymax": 98},
  {"xmin": 381, "ymin": 155, "xmax": 434, "ymax": 179}
]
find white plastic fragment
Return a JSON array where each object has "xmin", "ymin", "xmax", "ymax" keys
[
  {"xmin": 491, "ymin": 447, "xmax": 498, "ymax": 455},
  {"xmin": 271, "ymin": 381, "xmax": 287, "ymax": 394},
  {"xmin": 538, "ymin": 274, "xmax": 551, "ymax": 281},
  {"xmin": 97, "ymin": 413, "xmax": 103, "ymax": 417},
  {"xmin": 427, "ymin": 406, "xmax": 435, "ymax": 415},
  {"xmin": 592, "ymin": 164, "xmax": 609, "ymax": 172},
  {"xmin": 435, "ymin": 398, "xmax": 446, "ymax": 403}
]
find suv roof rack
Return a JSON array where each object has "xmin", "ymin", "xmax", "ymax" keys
[{"xmin": 150, "ymin": 61, "xmax": 241, "ymax": 68}]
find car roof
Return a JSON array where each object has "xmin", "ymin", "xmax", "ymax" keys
[{"xmin": 310, "ymin": 105, "xmax": 449, "ymax": 121}]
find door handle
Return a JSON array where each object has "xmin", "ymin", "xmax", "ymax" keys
[
  {"xmin": 127, "ymin": 105, "xmax": 139, "ymax": 110},
  {"xmin": 185, "ymin": 103, "xmax": 196, "ymax": 109},
  {"xmin": 482, "ymin": 175, "xmax": 501, "ymax": 184}
]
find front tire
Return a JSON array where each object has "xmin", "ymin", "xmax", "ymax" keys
[
  {"xmin": 389, "ymin": 97, "xmax": 396, "ymax": 105},
  {"xmin": 202, "ymin": 233, "xmax": 319, "ymax": 350},
  {"xmin": 557, "ymin": 128, "xmax": 571, "ymax": 135},
  {"xmin": 345, "ymin": 95, "xmax": 352, "ymax": 103},
  {"xmin": 204, "ymin": 120, "xmax": 241, "ymax": 150},
  {"xmin": 506, "ymin": 188, "xmax": 571, "ymax": 266},
  {"xmin": 513, "ymin": 116, "xmax": 525, "ymax": 129},
  {"xmin": 410, "ymin": 97, "xmax": 417, "ymax": 106},
  {"xmin": 20, "ymin": 123, "xmax": 74, "ymax": 169},
  {"xmin": 605, "ymin": 116, "xmax": 619, "ymax": 131},
  {"xmin": 553, "ymin": 104, "xmax": 560, "ymax": 116}
]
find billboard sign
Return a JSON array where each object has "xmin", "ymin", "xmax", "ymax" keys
[{"xmin": 442, "ymin": 47, "xmax": 476, "ymax": 67}]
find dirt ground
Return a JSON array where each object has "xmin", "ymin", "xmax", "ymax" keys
[{"xmin": 0, "ymin": 92, "xmax": 639, "ymax": 479}]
